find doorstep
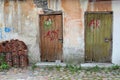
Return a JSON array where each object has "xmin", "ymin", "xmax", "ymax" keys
[
  {"xmin": 36, "ymin": 62, "xmax": 66, "ymax": 67},
  {"xmin": 36, "ymin": 62, "xmax": 114, "ymax": 68}
]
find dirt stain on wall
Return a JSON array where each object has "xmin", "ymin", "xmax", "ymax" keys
[
  {"xmin": 4, "ymin": 0, "xmax": 9, "ymax": 14},
  {"xmin": 61, "ymin": 0, "xmax": 83, "ymax": 37},
  {"xmin": 21, "ymin": 0, "xmax": 35, "ymax": 16}
]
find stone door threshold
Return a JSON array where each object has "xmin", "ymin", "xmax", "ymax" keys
[{"xmin": 36, "ymin": 62, "xmax": 114, "ymax": 68}]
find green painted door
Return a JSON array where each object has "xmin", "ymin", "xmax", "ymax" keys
[{"xmin": 85, "ymin": 12, "xmax": 113, "ymax": 62}]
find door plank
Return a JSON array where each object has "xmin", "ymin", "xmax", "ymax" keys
[
  {"xmin": 40, "ymin": 14, "xmax": 63, "ymax": 62},
  {"xmin": 85, "ymin": 12, "xmax": 112, "ymax": 62}
]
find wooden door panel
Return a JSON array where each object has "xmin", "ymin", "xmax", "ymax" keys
[
  {"xmin": 40, "ymin": 14, "xmax": 63, "ymax": 62},
  {"xmin": 85, "ymin": 12, "xmax": 112, "ymax": 62}
]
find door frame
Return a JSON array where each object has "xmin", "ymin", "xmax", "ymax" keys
[
  {"xmin": 84, "ymin": 11, "xmax": 113, "ymax": 62},
  {"xmin": 39, "ymin": 11, "xmax": 63, "ymax": 62}
]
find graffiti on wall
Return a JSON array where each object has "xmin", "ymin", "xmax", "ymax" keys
[
  {"xmin": 44, "ymin": 29, "xmax": 59, "ymax": 41},
  {"xmin": 0, "ymin": 27, "xmax": 13, "ymax": 40},
  {"xmin": 89, "ymin": 19, "xmax": 101, "ymax": 30},
  {"xmin": 44, "ymin": 18, "xmax": 53, "ymax": 29},
  {"xmin": 4, "ymin": 27, "xmax": 12, "ymax": 32}
]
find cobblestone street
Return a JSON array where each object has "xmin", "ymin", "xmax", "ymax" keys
[{"xmin": 0, "ymin": 65, "xmax": 120, "ymax": 80}]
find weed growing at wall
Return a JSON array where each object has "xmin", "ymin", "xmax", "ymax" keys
[
  {"xmin": 85, "ymin": 65, "xmax": 101, "ymax": 72},
  {"xmin": 65, "ymin": 64, "xmax": 81, "ymax": 73},
  {"xmin": 45, "ymin": 64, "xmax": 120, "ymax": 73},
  {"xmin": 0, "ymin": 53, "xmax": 10, "ymax": 71},
  {"xmin": 31, "ymin": 63, "xmax": 37, "ymax": 71}
]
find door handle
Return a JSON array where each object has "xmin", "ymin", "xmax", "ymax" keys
[{"xmin": 104, "ymin": 38, "xmax": 112, "ymax": 42}]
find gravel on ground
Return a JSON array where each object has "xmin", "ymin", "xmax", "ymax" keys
[{"xmin": 0, "ymin": 66, "xmax": 120, "ymax": 80}]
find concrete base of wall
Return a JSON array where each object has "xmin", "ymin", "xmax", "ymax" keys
[{"xmin": 63, "ymin": 48, "xmax": 84, "ymax": 64}]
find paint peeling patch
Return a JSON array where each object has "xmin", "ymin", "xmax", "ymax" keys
[
  {"xmin": 21, "ymin": 1, "xmax": 35, "ymax": 16},
  {"xmin": 94, "ymin": 2, "xmax": 112, "ymax": 11},
  {"xmin": 61, "ymin": 0, "xmax": 83, "ymax": 36},
  {"xmin": 4, "ymin": 0, "xmax": 9, "ymax": 7},
  {"xmin": 61, "ymin": 0, "xmax": 82, "ymax": 18},
  {"xmin": 87, "ymin": 1, "xmax": 112, "ymax": 11}
]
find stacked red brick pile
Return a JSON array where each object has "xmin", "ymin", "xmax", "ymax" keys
[{"xmin": 0, "ymin": 39, "xmax": 29, "ymax": 68}]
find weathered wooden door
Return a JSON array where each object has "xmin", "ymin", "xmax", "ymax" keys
[
  {"xmin": 39, "ymin": 13, "xmax": 63, "ymax": 62},
  {"xmin": 85, "ymin": 12, "xmax": 113, "ymax": 62}
]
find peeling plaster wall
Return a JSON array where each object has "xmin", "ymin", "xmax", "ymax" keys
[
  {"xmin": 61, "ymin": 0, "xmax": 84, "ymax": 64},
  {"xmin": 0, "ymin": 1, "xmax": 40, "ymax": 63}
]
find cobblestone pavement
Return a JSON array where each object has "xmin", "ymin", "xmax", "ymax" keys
[{"xmin": 0, "ymin": 66, "xmax": 120, "ymax": 80}]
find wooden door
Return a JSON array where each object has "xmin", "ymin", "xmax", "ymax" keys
[
  {"xmin": 85, "ymin": 12, "xmax": 113, "ymax": 62},
  {"xmin": 39, "ymin": 14, "xmax": 63, "ymax": 62}
]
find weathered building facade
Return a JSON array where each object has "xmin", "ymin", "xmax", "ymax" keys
[
  {"xmin": 0, "ymin": 0, "xmax": 120, "ymax": 65},
  {"xmin": 47, "ymin": 0, "xmax": 120, "ymax": 65}
]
